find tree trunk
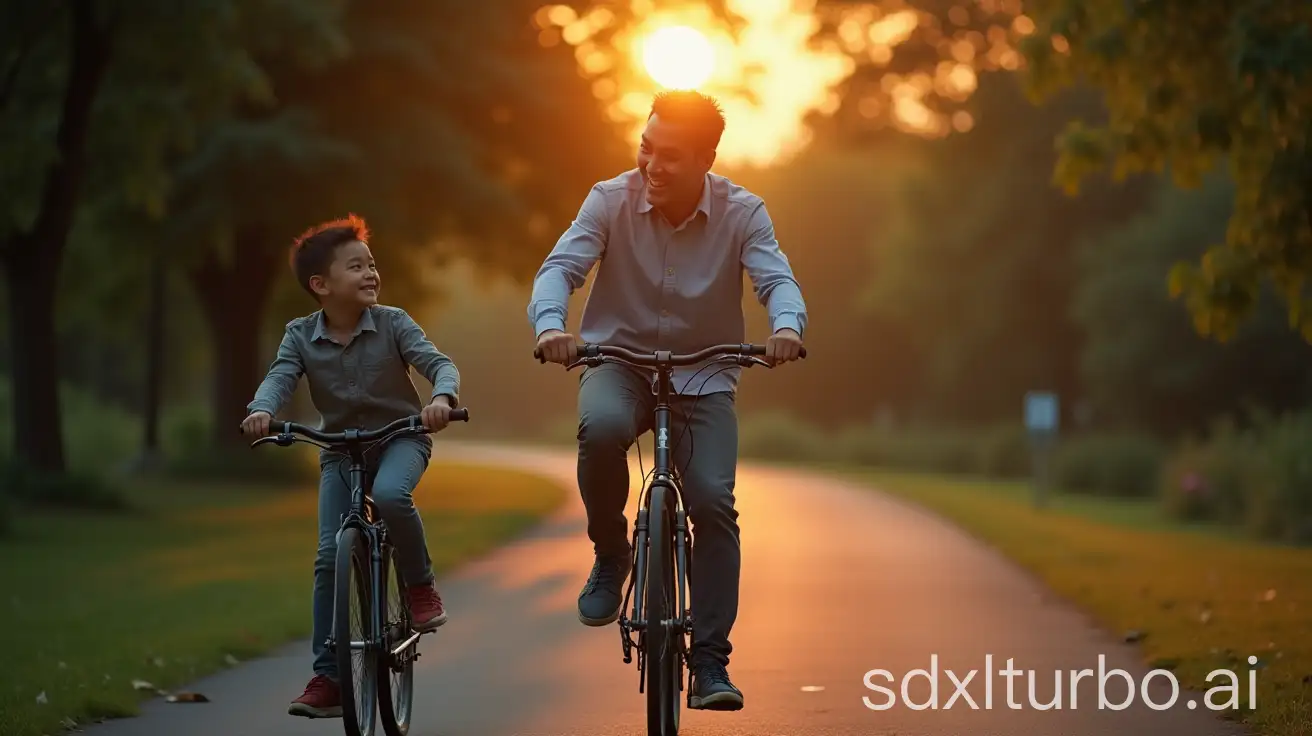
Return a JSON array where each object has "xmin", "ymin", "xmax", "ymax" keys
[
  {"xmin": 141, "ymin": 253, "xmax": 166, "ymax": 457},
  {"xmin": 0, "ymin": 3, "xmax": 113, "ymax": 474},
  {"xmin": 189, "ymin": 225, "xmax": 278, "ymax": 448}
]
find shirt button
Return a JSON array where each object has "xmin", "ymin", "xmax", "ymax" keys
[{"xmin": 666, "ymin": 267, "xmax": 674, "ymax": 275}]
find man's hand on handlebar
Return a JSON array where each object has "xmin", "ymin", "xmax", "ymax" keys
[
  {"xmin": 241, "ymin": 410, "xmax": 272, "ymax": 438},
  {"xmin": 766, "ymin": 327, "xmax": 804, "ymax": 365},
  {"xmin": 421, "ymin": 395, "xmax": 454, "ymax": 432},
  {"xmin": 535, "ymin": 328, "xmax": 577, "ymax": 365}
]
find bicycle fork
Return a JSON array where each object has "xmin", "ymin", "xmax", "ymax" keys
[{"xmin": 619, "ymin": 493, "xmax": 694, "ymax": 697}]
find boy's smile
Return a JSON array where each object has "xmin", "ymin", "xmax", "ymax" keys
[{"xmin": 320, "ymin": 240, "xmax": 380, "ymax": 307}]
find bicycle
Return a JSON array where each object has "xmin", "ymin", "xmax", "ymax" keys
[
  {"xmin": 535, "ymin": 341, "xmax": 805, "ymax": 736},
  {"xmin": 248, "ymin": 410, "xmax": 469, "ymax": 736}
]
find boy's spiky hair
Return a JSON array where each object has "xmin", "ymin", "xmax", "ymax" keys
[
  {"xmin": 649, "ymin": 90, "xmax": 726, "ymax": 151},
  {"xmin": 288, "ymin": 214, "xmax": 370, "ymax": 298}
]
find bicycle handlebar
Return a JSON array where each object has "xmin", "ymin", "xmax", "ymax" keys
[
  {"xmin": 249, "ymin": 409, "xmax": 469, "ymax": 447},
  {"xmin": 533, "ymin": 342, "xmax": 806, "ymax": 366}
]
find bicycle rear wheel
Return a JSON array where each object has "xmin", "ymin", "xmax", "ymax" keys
[
  {"xmin": 644, "ymin": 485, "xmax": 680, "ymax": 735},
  {"xmin": 376, "ymin": 544, "xmax": 415, "ymax": 736},
  {"xmin": 335, "ymin": 526, "xmax": 378, "ymax": 736}
]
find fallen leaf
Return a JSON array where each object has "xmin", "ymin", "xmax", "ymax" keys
[
  {"xmin": 166, "ymin": 692, "xmax": 210, "ymax": 703},
  {"xmin": 35, "ymin": 691, "xmax": 47, "ymax": 704},
  {"xmin": 131, "ymin": 680, "xmax": 156, "ymax": 692},
  {"xmin": 224, "ymin": 654, "xmax": 239, "ymax": 666},
  {"xmin": 152, "ymin": 657, "xmax": 165, "ymax": 668}
]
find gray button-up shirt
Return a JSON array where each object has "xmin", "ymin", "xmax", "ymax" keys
[
  {"xmin": 527, "ymin": 169, "xmax": 808, "ymax": 395},
  {"xmin": 248, "ymin": 305, "xmax": 460, "ymax": 433}
]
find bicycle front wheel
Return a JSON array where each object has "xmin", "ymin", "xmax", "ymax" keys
[
  {"xmin": 644, "ymin": 485, "xmax": 680, "ymax": 736},
  {"xmin": 335, "ymin": 526, "xmax": 378, "ymax": 736}
]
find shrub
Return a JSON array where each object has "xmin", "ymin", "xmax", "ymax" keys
[
  {"xmin": 1160, "ymin": 412, "xmax": 1312, "ymax": 543},
  {"xmin": 738, "ymin": 411, "xmax": 833, "ymax": 464},
  {"xmin": 0, "ymin": 458, "xmax": 129, "ymax": 512},
  {"xmin": 1053, "ymin": 432, "xmax": 1166, "ymax": 497},
  {"xmin": 972, "ymin": 423, "xmax": 1031, "ymax": 479}
]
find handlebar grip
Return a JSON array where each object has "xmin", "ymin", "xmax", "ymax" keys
[{"xmin": 450, "ymin": 407, "xmax": 470, "ymax": 422}]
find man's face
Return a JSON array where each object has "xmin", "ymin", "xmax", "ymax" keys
[
  {"xmin": 637, "ymin": 113, "xmax": 714, "ymax": 210},
  {"xmin": 312, "ymin": 240, "xmax": 380, "ymax": 307}
]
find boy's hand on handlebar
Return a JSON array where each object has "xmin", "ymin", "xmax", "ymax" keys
[
  {"xmin": 422, "ymin": 395, "xmax": 453, "ymax": 431},
  {"xmin": 535, "ymin": 329, "xmax": 576, "ymax": 365},
  {"xmin": 766, "ymin": 328, "xmax": 804, "ymax": 364},
  {"xmin": 241, "ymin": 411, "xmax": 272, "ymax": 438}
]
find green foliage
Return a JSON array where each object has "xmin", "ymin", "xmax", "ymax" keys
[
  {"xmin": 1052, "ymin": 432, "xmax": 1165, "ymax": 497},
  {"xmin": 1072, "ymin": 171, "xmax": 1312, "ymax": 433},
  {"xmin": 0, "ymin": 459, "xmax": 128, "ymax": 512},
  {"xmin": 1161, "ymin": 412, "xmax": 1312, "ymax": 543},
  {"xmin": 858, "ymin": 72, "xmax": 1152, "ymax": 423},
  {"xmin": 1019, "ymin": 0, "xmax": 1312, "ymax": 342}
]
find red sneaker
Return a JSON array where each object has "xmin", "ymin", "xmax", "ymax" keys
[
  {"xmin": 287, "ymin": 674, "xmax": 341, "ymax": 718},
  {"xmin": 407, "ymin": 582, "xmax": 448, "ymax": 631}
]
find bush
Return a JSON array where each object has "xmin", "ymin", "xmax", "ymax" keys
[
  {"xmin": 1160, "ymin": 412, "xmax": 1312, "ymax": 543},
  {"xmin": 160, "ymin": 403, "xmax": 320, "ymax": 484},
  {"xmin": 0, "ymin": 458, "xmax": 129, "ymax": 512},
  {"xmin": 738, "ymin": 411, "xmax": 834, "ymax": 464},
  {"xmin": 1053, "ymin": 432, "xmax": 1166, "ymax": 497},
  {"xmin": 972, "ymin": 423, "xmax": 1031, "ymax": 479}
]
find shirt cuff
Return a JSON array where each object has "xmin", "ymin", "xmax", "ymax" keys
[
  {"xmin": 534, "ymin": 315, "xmax": 567, "ymax": 338},
  {"xmin": 771, "ymin": 314, "xmax": 803, "ymax": 336},
  {"xmin": 431, "ymin": 382, "xmax": 460, "ymax": 407}
]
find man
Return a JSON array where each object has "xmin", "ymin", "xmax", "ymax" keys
[{"xmin": 527, "ymin": 90, "xmax": 807, "ymax": 711}]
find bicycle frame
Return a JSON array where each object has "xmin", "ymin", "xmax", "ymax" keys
[{"xmin": 536, "ymin": 341, "xmax": 806, "ymax": 716}]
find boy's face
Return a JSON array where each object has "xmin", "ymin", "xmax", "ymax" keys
[{"xmin": 310, "ymin": 240, "xmax": 380, "ymax": 307}]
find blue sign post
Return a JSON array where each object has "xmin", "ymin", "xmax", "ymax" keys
[{"xmin": 1024, "ymin": 391, "xmax": 1059, "ymax": 508}]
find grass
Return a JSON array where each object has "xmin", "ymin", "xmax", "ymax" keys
[
  {"xmin": 0, "ymin": 459, "xmax": 567, "ymax": 736},
  {"xmin": 827, "ymin": 466, "xmax": 1312, "ymax": 736}
]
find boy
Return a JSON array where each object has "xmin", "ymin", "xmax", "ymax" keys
[{"xmin": 240, "ymin": 214, "xmax": 460, "ymax": 718}]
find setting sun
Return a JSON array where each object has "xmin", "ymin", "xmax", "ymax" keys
[{"xmin": 641, "ymin": 25, "xmax": 715, "ymax": 89}]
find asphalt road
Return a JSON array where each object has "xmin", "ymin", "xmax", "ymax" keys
[{"xmin": 83, "ymin": 441, "xmax": 1249, "ymax": 736}]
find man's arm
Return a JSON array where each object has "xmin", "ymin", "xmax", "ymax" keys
[
  {"xmin": 394, "ymin": 309, "xmax": 461, "ymax": 407},
  {"xmin": 247, "ymin": 327, "xmax": 304, "ymax": 417},
  {"xmin": 741, "ymin": 200, "xmax": 808, "ymax": 336},
  {"xmin": 526, "ymin": 183, "xmax": 609, "ymax": 337}
]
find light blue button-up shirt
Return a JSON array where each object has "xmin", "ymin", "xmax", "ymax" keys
[{"xmin": 527, "ymin": 169, "xmax": 808, "ymax": 395}]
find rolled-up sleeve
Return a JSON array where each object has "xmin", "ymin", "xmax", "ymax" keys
[
  {"xmin": 527, "ymin": 183, "xmax": 609, "ymax": 337},
  {"xmin": 394, "ymin": 309, "xmax": 461, "ymax": 406},
  {"xmin": 741, "ymin": 201, "xmax": 808, "ymax": 336}
]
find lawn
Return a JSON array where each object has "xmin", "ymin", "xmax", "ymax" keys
[
  {"xmin": 831, "ymin": 467, "xmax": 1312, "ymax": 736},
  {"xmin": 0, "ymin": 460, "xmax": 567, "ymax": 736}
]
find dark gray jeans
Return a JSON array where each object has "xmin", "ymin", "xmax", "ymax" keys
[
  {"xmin": 576, "ymin": 363, "xmax": 740, "ymax": 670},
  {"xmin": 312, "ymin": 434, "xmax": 434, "ymax": 679}
]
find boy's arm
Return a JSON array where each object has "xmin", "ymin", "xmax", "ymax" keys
[
  {"xmin": 741, "ymin": 200, "xmax": 808, "ymax": 336},
  {"xmin": 394, "ymin": 309, "xmax": 460, "ymax": 407},
  {"xmin": 526, "ymin": 182, "xmax": 608, "ymax": 337},
  {"xmin": 247, "ymin": 327, "xmax": 304, "ymax": 417}
]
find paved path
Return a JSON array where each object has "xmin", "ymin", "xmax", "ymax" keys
[{"xmin": 83, "ymin": 441, "xmax": 1248, "ymax": 735}]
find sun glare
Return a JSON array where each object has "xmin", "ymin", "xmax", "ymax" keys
[
  {"xmin": 533, "ymin": 1, "xmax": 1031, "ymax": 168},
  {"xmin": 642, "ymin": 25, "xmax": 715, "ymax": 89}
]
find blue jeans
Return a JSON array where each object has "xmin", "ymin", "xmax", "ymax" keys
[{"xmin": 311, "ymin": 435, "xmax": 434, "ymax": 679}]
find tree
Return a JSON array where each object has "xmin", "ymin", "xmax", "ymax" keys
[
  {"xmin": 857, "ymin": 72, "xmax": 1152, "ymax": 425},
  {"xmin": 0, "ymin": 0, "xmax": 346, "ymax": 473},
  {"xmin": 1073, "ymin": 172, "xmax": 1312, "ymax": 435},
  {"xmin": 1019, "ymin": 0, "xmax": 1312, "ymax": 342},
  {"xmin": 160, "ymin": 0, "xmax": 629, "ymax": 446}
]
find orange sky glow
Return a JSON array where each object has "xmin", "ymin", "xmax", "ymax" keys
[{"xmin": 534, "ymin": 0, "xmax": 1039, "ymax": 168}]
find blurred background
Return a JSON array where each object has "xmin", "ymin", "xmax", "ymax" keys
[{"xmin": 3, "ymin": 0, "xmax": 1309, "ymax": 541}]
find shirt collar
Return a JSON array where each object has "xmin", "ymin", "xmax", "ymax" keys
[
  {"xmin": 311, "ymin": 307, "xmax": 376, "ymax": 343},
  {"xmin": 638, "ymin": 173, "xmax": 712, "ymax": 228}
]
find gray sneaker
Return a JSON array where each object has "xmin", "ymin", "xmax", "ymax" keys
[
  {"xmin": 689, "ymin": 663, "xmax": 743, "ymax": 711},
  {"xmin": 577, "ymin": 549, "xmax": 630, "ymax": 626}
]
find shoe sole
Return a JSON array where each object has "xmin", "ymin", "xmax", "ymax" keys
[
  {"xmin": 413, "ymin": 612, "xmax": 448, "ymax": 631},
  {"xmin": 288, "ymin": 703, "xmax": 342, "ymax": 718},
  {"xmin": 689, "ymin": 692, "xmax": 744, "ymax": 711},
  {"xmin": 578, "ymin": 608, "xmax": 620, "ymax": 626}
]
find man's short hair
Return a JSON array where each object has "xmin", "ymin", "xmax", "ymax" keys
[
  {"xmin": 649, "ymin": 90, "xmax": 725, "ymax": 152},
  {"xmin": 288, "ymin": 214, "xmax": 370, "ymax": 297}
]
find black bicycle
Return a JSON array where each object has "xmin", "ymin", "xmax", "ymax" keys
[
  {"xmin": 536, "ymin": 341, "xmax": 805, "ymax": 736},
  {"xmin": 249, "ymin": 410, "xmax": 469, "ymax": 736}
]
